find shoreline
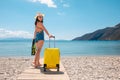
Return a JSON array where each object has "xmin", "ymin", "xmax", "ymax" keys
[{"xmin": 0, "ymin": 56, "xmax": 120, "ymax": 80}]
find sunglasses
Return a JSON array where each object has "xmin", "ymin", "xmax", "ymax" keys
[{"xmin": 38, "ymin": 16, "xmax": 43, "ymax": 18}]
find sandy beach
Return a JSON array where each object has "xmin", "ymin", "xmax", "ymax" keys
[
  {"xmin": 61, "ymin": 56, "xmax": 120, "ymax": 80},
  {"xmin": 0, "ymin": 57, "xmax": 32, "ymax": 80},
  {"xmin": 0, "ymin": 56, "xmax": 120, "ymax": 80}
]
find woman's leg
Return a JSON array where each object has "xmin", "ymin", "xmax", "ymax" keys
[{"xmin": 34, "ymin": 40, "xmax": 44, "ymax": 66}]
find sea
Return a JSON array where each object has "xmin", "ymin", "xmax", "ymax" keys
[{"xmin": 0, "ymin": 39, "xmax": 120, "ymax": 57}]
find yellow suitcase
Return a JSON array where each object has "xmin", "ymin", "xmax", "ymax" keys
[{"xmin": 43, "ymin": 37, "xmax": 60, "ymax": 71}]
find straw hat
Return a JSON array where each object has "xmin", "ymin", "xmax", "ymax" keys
[{"xmin": 34, "ymin": 12, "xmax": 45, "ymax": 19}]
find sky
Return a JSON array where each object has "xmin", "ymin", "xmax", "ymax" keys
[{"xmin": 0, "ymin": 0, "xmax": 120, "ymax": 40}]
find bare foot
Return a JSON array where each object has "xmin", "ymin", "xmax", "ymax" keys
[
  {"xmin": 32, "ymin": 61, "xmax": 42, "ymax": 67},
  {"xmin": 36, "ymin": 61, "xmax": 42, "ymax": 66},
  {"xmin": 38, "ymin": 63, "xmax": 42, "ymax": 66},
  {"xmin": 31, "ymin": 62, "xmax": 37, "ymax": 68}
]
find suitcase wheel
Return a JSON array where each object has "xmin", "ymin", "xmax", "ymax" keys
[
  {"xmin": 43, "ymin": 64, "xmax": 47, "ymax": 72},
  {"xmin": 56, "ymin": 64, "xmax": 59, "ymax": 71},
  {"xmin": 57, "ymin": 68, "xmax": 59, "ymax": 71}
]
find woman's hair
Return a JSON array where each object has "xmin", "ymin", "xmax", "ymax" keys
[{"xmin": 35, "ymin": 16, "xmax": 43, "ymax": 25}]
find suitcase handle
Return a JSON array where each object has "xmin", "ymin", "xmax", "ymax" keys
[{"xmin": 49, "ymin": 36, "xmax": 55, "ymax": 48}]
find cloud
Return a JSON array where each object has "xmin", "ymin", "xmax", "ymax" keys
[
  {"xmin": 0, "ymin": 28, "xmax": 33, "ymax": 39},
  {"xmin": 57, "ymin": 12, "xmax": 65, "ymax": 16},
  {"xmin": 63, "ymin": 4, "xmax": 70, "ymax": 8},
  {"xmin": 59, "ymin": 0, "xmax": 70, "ymax": 8},
  {"xmin": 30, "ymin": 0, "xmax": 57, "ymax": 8}
]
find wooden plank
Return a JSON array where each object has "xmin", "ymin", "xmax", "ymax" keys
[{"xmin": 17, "ymin": 58, "xmax": 69, "ymax": 80}]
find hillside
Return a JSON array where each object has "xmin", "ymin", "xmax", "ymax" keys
[{"xmin": 73, "ymin": 23, "xmax": 120, "ymax": 40}]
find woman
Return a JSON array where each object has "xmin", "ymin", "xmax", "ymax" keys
[{"xmin": 32, "ymin": 13, "xmax": 54, "ymax": 67}]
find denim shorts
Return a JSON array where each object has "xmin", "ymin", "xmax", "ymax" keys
[{"xmin": 35, "ymin": 31, "xmax": 44, "ymax": 42}]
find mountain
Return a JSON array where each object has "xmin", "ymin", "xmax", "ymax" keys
[{"xmin": 73, "ymin": 23, "xmax": 120, "ymax": 40}]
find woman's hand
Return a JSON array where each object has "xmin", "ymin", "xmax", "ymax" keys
[{"xmin": 49, "ymin": 34, "xmax": 55, "ymax": 38}]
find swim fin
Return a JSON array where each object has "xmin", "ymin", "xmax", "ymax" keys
[{"xmin": 31, "ymin": 39, "xmax": 36, "ymax": 55}]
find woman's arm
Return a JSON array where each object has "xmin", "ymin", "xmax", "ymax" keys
[
  {"xmin": 37, "ymin": 22, "xmax": 54, "ymax": 38},
  {"xmin": 37, "ymin": 22, "xmax": 50, "ymax": 36},
  {"xmin": 42, "ymin": 24, "xmax": 50, "ymax": 36}
]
